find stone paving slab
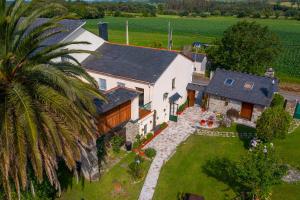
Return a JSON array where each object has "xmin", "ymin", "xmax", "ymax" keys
[{"xmin": 138, "ymin": 107, "xmax": 203, "ymax": 200}]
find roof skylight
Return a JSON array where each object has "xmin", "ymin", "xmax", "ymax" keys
[
  {"xmin": 244, "ymin": 82, "xmax": 254, "ymax": 90},
  {"xmin": 224, "ymin": 78, "xmax": 234, "ymax": 86}
]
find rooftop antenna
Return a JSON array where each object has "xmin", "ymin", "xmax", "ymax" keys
[{"xmin": 126, "ymin": 20, "xmax": 129, "ymax": 45}]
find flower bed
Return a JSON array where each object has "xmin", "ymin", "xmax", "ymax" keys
[
  {"xmin": 176, "ymin": 101, "xmax": 188, "ymax": 115},
  {"xmin": 133, "ymin": 122, "xmax": 168, "ymax": 156}
]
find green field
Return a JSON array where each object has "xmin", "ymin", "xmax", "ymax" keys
[
  {"xmin": 153, "ymin": 127, "xmax": 300, "ymax": 200},
  {"xmin": 85, "ymin": 16, "xmax": 300, "ymax": 83}
]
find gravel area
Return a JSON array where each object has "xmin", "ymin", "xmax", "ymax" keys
[{"xmin": 138, "ymin": 107, "xmax": 203, "ymax": 200}]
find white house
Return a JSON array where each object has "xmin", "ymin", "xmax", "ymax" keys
[
  {"xmin": 31, "ymin": 18, "xmax": 196, "ymax": 137},
  {"xmin": 82, "ymin": 42, "xmax": 195, "ymax": 136}
]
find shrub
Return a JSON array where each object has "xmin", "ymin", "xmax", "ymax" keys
[
  {"xmin": 160, "ymin": 122, "xmax": 168, "ymax": 130},
  {"xmin": 256, "ymin": 107, "xmax": 292, "ymax": 142},
  {"xmin": 150, "ymin": 41, "xmax": 163, "ymax": 48},
  {"xmin": 113, "ymin": 11, "xmax": 121, "ymax": 17},
  {"xmin": 226, "ymin": 108, "xmax": 240, "ymax": 120},
  {"xmin": 111, "ymin": 135, "xmax": 124, "ymax": 153},
  {"xmin": 127, "ymin": 155, "xmax": 145, "ymax": 181},
  {"xmin": 237, "ymin": 11, "xmax": 247, "ymax": 18},
  {"xmin": 145, "ymin": 148, "xmax": 156, "ymax": 159},
  {"xmin": 271, "ymin": 93, "xmax": 285, "ymax": 108},
  {"xmin": 179, "ymin": 11, "xmax": 189, "ymax": 17},
  {"xmin": 146, "ymin": 132, "xmax": 153, "ymax": 140},
  {"xmin": 252, "ymin": 12, "xmax": 261, "ymax": 18},
  {"xmin": 211, "ymin": 10, "xmax": 221, "ymax": 16},
  {"xmin": 163, "ymin": 9, "xmax": 178, "ymax": 15},
  {"xmin": 177, "ymin": 101, "xmax": 188, "ymax": 113},
  {"xmin": 200, "ymin": 12, "xmax": 210, "ymax": 18}
]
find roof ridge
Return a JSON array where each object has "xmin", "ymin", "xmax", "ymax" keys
[
  {"xmin": 216, "ymin": 68, "xmax": 277, "ymax": 80},
  {"xmin": 107, "ymin": 42, "xmax": 180, "ymax": 53}
]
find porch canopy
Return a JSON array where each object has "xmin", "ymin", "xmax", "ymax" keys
[{"xmin": 169, "ymin": 92, "xmax": 182, "ymax": 103}]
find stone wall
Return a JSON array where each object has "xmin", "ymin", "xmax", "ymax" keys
[
  {"xmin": 208, "ymin": 94, "xmax": 241, "ymax": 114},
  {"xmin": 125, "ymin": 121, "xmax": 139, "ymax": 142},
  {"xmin": 208, "ymin": 94, "xmax": 265, "ymax": 123},
  {"xmin": 286, "ymin": 100, "xmax": 297, "ymax": 117},
  {"xmin": 252, "ymin": 105, "xmax": 265, "ymax": 122}
]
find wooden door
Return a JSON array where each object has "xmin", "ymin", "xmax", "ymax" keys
[
  {"xmin": 98, "ymin": 101, "xmax": 131, "ymax": 133},
  {"xmin": 240, "ymin": 102, "xmax": 254, "ymax": 120},
  {"xmin": 187, "ymin": 90, "xmax": 196, "ymax": 107}
]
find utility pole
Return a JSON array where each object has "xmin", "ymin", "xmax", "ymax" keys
[
  {"xmin": 168, "ymin": 21, "xmax": 173, "ymax": 50},
  {"xmin": 126, "ymin": 20, "xmax": 129, "ymax": 45}
]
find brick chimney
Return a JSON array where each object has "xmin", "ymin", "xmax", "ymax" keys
[{"xmin": 98, "ymin": 22, "xmax": 108, "ymax": 41}]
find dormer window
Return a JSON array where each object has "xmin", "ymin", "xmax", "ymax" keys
[
  {"xmin": 244, "ymin": 82, "xmax": 254, "ymax": 90},
  {"xmin": 224, "ymin": 78, "xmax": 234, "ymax": 86}
]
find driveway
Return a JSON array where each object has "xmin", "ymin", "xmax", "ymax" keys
[{"xmin": 138, "ymin": 107, "xmax": 203, "ymax": 200}]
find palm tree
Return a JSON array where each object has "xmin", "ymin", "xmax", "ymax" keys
[{"xmin": 0, "ymin": 1, "xmax": 104, "ymax": 199}]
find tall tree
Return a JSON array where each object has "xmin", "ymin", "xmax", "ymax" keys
[
  {"xmin": 208, "ymin": 21, "xmax": 281, "ymax": 74},
  {"xmin": 0, "ymin": 0, "xmax": 104, "ymax": 199}
]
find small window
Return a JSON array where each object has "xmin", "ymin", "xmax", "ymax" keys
[
  {"xmin": 117, "ymin": 82, "xmax": 125, "ymax": 87},
  {"xmin": 244, "ymin": 82, "xmax": 254, "ymax": 90},
  {"xmin": 225, "ymin": 100, "xmax": 229, "ymax": 106},
  {"xmin": 143, "ymin": 124, "xmax": 147, "ymax": 135},
  {"xmin": 98, "ymin": 78, "xmax": 107, "ymax": 91},
  {"xmin": 224, "ymin": 78, "xmax": 234, "ymax": 86},
  {"xmin": 172, "ymin": 78, "xmax": 176, "ymax": 90}
]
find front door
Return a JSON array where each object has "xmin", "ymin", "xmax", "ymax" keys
[
  {"xmin": 169, "ymin": 103, "xmax": 178, "ymax": 122},
  {"xmin": 240, "ymin": 102, "xmax": 254, "ymax": 120},
  {"xmin": 187, "ymin": 89, "xmax": 196, "ymax": 107}
]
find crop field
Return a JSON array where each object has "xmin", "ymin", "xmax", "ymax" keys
[{"xmin": 85, "ymin": 16, "xmax": 300, "ymax": 83}]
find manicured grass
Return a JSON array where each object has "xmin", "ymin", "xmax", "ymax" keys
[
  {"xmin": 153, "ymin": 136, "xmax": 245, "ymax": 200},
  {"xmin": 85, "ymin": 16, "xmax": 300, "ymax": 83},
  {"xmin": 215, "ymin": 123, "xmax": 256, "ymax": 134},
  {"xmin": 153, "ymin": 128, "xmax": 300, "ymax": 200},
  {"xmin": 59, "ymin": 152, "xmax": 150, "ymax": 200}
]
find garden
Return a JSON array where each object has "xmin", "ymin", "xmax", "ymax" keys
[{"xmin": 153, "ymin": 126, "xmax": 300, "ymax": 200}]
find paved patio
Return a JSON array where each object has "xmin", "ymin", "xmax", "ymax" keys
[{"xmin": 138, "ymin": 107, "xmax": 203, "ymax": 200}]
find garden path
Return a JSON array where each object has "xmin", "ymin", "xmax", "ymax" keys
[{"xmin": 138, "ymin": 107, "xmax": 203, "ymax": 200}]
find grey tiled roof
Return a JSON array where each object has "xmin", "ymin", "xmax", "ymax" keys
[
  {"xmin": 169, "ymin": 92, "xmax": 182, "ymax": 103},
  {"xmin": 182, "ymin": 52, "xmax": 206, "ymax": 62},
  {"xmin": 187, "ymin": 83, "xmax": 206, "ymax": 92},
  {"xmin": 94, "ymin": 87, "xmax": 139, "ymax": 113},
  {"xmin": 82, "ymin": 43, "xmax": 179, "ymax": 83},
  {"xmin": 206, "ymin": 69, "xmax": 278, "ymax": 106},
  {"xmin": 21, "ymin": 18, "xmax": 85, "ymax": 46}
]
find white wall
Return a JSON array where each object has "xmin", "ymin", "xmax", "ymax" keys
[
  {"xmin": 87, "ymin": 70, "xmax": 154, "ymax": 106},
  {"xmin": 131, "ymin": 96, "xmax": 139, "ymax": 121},
  {"xmin": 193, "ymin": 56, "xmax": 207, "ymax": 74},
  {"xmin": 152, "ymin": 54, "xmax": 194, "ymax": 124},
  {"xmin": 137, "ymin": 112, "xmax": 155, "ymax": 136},
  {"xmin": 63, "ymin": 28, "xmax": 105, "ymax": 63}
]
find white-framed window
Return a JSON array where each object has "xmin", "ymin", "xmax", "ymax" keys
[
  {"xmin": 172, "ymin": 78, "xmax": 176, "ymax": 90},
  {"xmin": 98, "ymin": 78, "xmax": 107, "ymax": 91},
  {"xmin": 143, "ymin": 124, "xmax": 147, "ymax": 135},
  {"xmin": 117, "ymin": 82, "xmax": 125, "ymax": 87}
]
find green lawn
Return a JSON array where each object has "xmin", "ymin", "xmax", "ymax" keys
[
  {"xmin": 85, "ymin": 16, "xmax": 300, "ymax": 83},
  {"xmin": 214, "ymin": 123, "xmax": 256, "ymax": 134},
  {"xmin": 58, "ymin": 152, "xmax": 150, "ymax": 200},
  {"xmin": 153, "ymin": 128, "xmax": 300, "ymax": 200}
]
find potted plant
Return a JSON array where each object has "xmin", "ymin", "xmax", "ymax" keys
[
  {"xmin": 200, "ymin": 120, "xmax": 206, "ymax": 126},
  {"xmin": 207, "ymin": 120, "xmax": 214, "ymax": 127}
]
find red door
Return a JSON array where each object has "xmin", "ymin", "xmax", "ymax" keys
[
  {"xmin": 187, "ymin": 90, "xmax": 196, "ymax": 107},
  {"xmin": 240, "ymin": 102, "xmax": 254, "ymax": 120}
]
